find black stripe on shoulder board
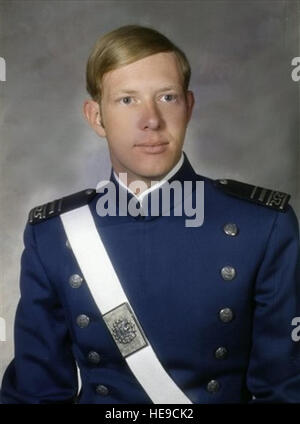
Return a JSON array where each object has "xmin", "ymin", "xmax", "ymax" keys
[
  {"xmin": 28, "ymin": 188, "xmax": 96, "ymax": 224},
  {"xmin": 214, "ymin": 179, "xmax": 290, "ymax": 212}
]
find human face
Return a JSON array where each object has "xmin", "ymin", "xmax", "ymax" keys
[{"xmin": 85, "ymin": 52, "xmax": 194, "ymax": 186}]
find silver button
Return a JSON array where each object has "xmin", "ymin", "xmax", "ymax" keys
[
  {"xmin": 85, "ymin": 189, "xmax": 94, "ymax": 195},
  {"xmin": 207, "ymin": 379, "xmax": 220, "ymax": 393},
  {"xmin": 88, "ymin": 351, "xmax": 101, "ymax": 365},
  {"xmin": 223, "ymin": 223, "xmax": 239, "ymax": 236},
  {"xmin": 66, "ymin": 239, "xmax": 72, "ymax": 249},
  {"xmin": 220, "ymin": 266, "xmax": 236, "ymax": 281},
  {"xmin": 219, "ymin": 308, "xmax": 234, "ymax": 323},
  {"xmin": 95, "ymin": 384, "xmax": 109, "ymax": 396},
  {"xmin": 219, "ymin": 179, "xmax": 228, "ymax": 185},
  {"xmin": 69, "ymin": 274, "xmax": 83, "ymax": 288},
  {"xmin": 76, "ymin": 314, "xmax": 90, "ymax": 328},
  {"xmin": 215, "ymin": 346, "xmax": 228, "ymax": 360}
]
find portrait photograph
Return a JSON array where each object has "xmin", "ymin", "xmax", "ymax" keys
[{"xmin": 0, "ymin": 0, "xmax": 300, "ymax": 406}]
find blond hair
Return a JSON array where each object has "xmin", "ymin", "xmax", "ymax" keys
[{"xmin": 86, "ymin": 25, "xmax": 191, "ymax": 102}]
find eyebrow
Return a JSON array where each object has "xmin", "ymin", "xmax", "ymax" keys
[{"xmin": 112, "ymin": 86, "xmax": 181, "ymax": 96}]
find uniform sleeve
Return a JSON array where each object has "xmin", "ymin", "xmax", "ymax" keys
[
  {"xmin": 247, "ymin": 205, "xmax": 300, "ymax": 403},
  {"xmin": 0, "ymin": 222, "xmax": 78, "ymax": 404}
]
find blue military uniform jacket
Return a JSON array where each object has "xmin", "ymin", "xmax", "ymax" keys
[{"xmin": 1, "ymin": 152, "xmax": 300, "ymax": 403}]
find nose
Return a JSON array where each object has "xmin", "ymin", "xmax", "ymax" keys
[{"xmin": 138, "ymin": 100, "xmax": 162, "ymax": 130}]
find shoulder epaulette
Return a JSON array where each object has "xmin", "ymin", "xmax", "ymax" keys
[
  {"xmin": 28, "ymin": 188, "xmax": 97, "ymax": 224},
  {"xmin": 214, "ymin": 179, "xmax": 290, "ymax": 212}
]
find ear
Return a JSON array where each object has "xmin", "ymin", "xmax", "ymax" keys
[
  {"xmin": 185, "ymin": 90, "xmax": 195, "ymax": 123},
  {"xmin": 82, "ymin": 99, "xmax": 106, "ymax": 138}
]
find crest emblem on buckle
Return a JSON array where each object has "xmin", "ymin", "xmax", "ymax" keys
[
  {"xmin": 103, "ymin": 302, "xmax": 148, "ymax": 358},
  {"xmin": 112, "ymin": 318, "xmax": 137, "ymax": 344}
]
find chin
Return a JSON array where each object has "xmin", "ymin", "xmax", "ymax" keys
[{"xmin": 134, "ymin": 158, "xmax": 176, "ymax": 180}]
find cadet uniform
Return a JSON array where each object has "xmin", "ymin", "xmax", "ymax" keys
[{"xmin": 1, "ymin": 152, "xmax": 300, "ymax": 404}]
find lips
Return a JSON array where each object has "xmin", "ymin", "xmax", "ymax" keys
[
  {"xmin": 135, "ymin": 142, "xmax": 169, "ymax": 154},
  {"xmin": 136, "ymin": 141, "xmax": 168, "ymax": 147}
]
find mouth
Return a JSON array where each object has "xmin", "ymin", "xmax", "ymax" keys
[{"xmin": 135, "ymin": 141, "xmax": 169, "ymax": 154}]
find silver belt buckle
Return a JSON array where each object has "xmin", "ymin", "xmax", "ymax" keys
[{"xmin": 103, "ymin": 302, "xmax": 148, "ymax": 358}]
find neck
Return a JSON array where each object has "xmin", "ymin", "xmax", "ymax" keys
[
  {"xmin": 117, "ymin": 173, "xmax": 157, "ymax": 193},
  {"xmin": 113, "ymin": 153, "xmax": 185, "ymax": 196}
]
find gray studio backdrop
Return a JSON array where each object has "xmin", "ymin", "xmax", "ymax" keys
[{"xmin": 0, "ymin": 0, "xmax": 299, "ymax": 385}]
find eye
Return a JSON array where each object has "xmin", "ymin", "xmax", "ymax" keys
[
  {"xmin": 120, "ymin": 96, "xmax": 132, "ymax": 105},
  {"xmin": 161, "ymin": 94, "xmax": 177, "ymax": 102}
]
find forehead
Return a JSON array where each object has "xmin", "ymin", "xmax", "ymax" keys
[{"xmin": 102, "ymin": 52, "xmax": 183, "ymax": 95}]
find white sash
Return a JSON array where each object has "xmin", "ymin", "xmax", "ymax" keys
[{"xmin": 60, "ymin": 205, "xmax": 192, "ymax": 404}]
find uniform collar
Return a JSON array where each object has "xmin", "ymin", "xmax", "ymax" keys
[
  {"xmin": 113, "ymin": 152, "xmax": 185, "ymax": 202},
  {"xmin": 96, "ymin": 151, "xmax": 199, "ymax": 221}
]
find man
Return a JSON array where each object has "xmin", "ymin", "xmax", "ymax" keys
[{"xmin": 1, "ymin": 25, "xmax": 300, "ymax": 404}]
